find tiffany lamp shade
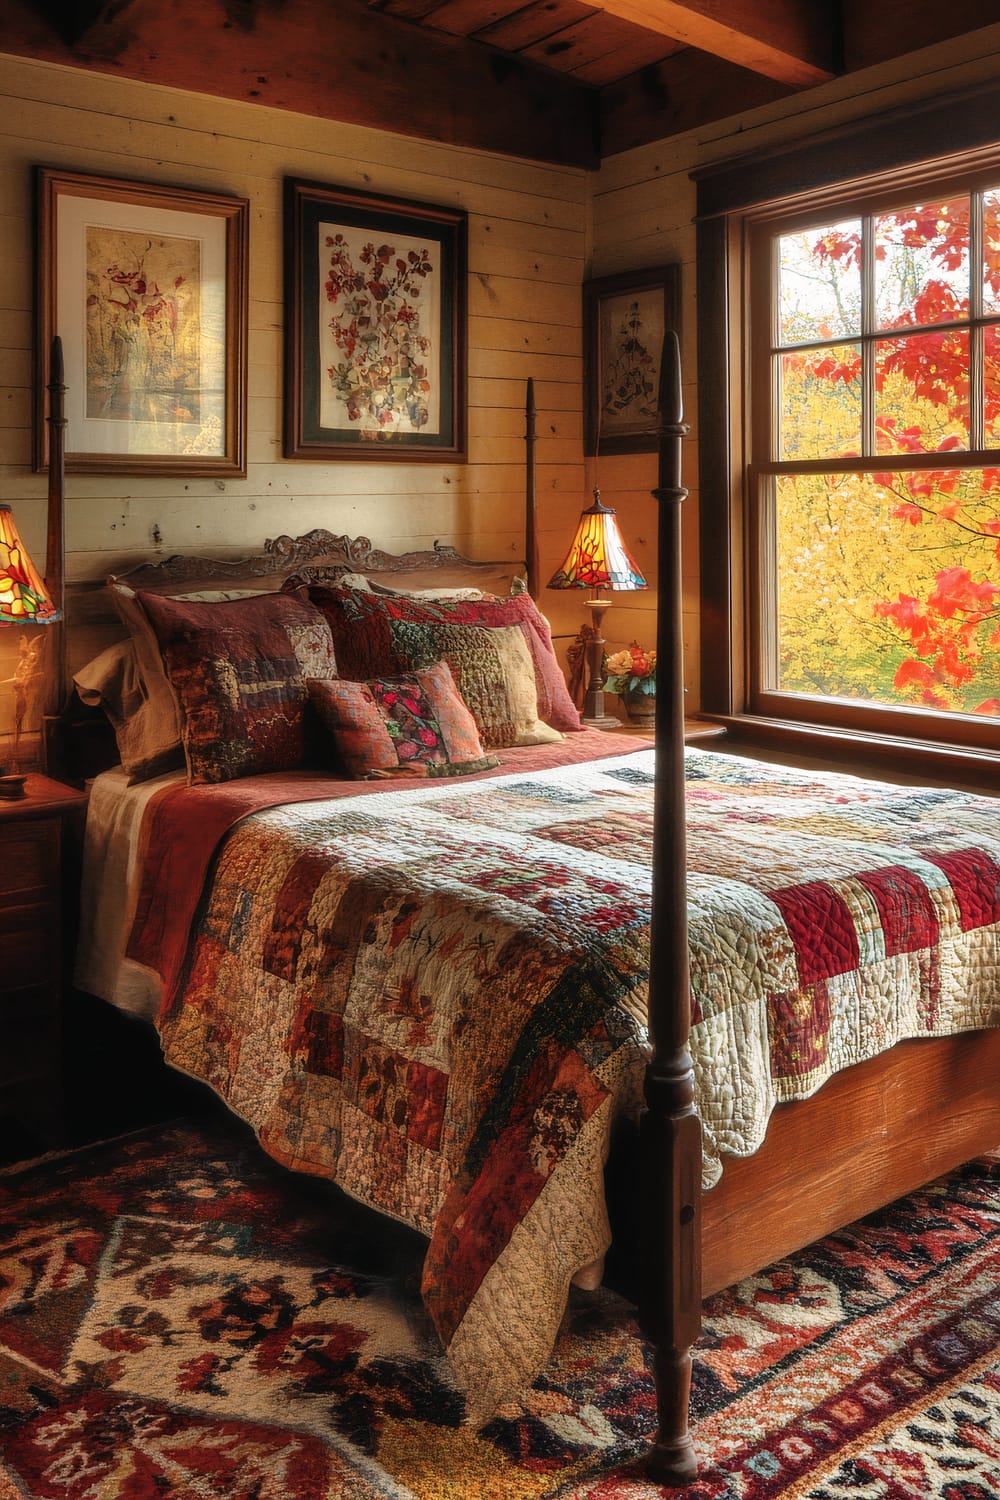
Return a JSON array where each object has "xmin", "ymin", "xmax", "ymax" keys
[{"xmin": 548, "ymin": 489, "xmax": 647, "ymax": 727}]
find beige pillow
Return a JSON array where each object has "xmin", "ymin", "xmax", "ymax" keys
[
  {"xmin": 73, "ymin": 639, "xmax": 184, "ymax": 783},
  {"xmin": 482, "ymin": 626, "xmax": 563, "ymax": 746},
  {"xmin": 339, "ymin": 571, "xmax": 486, "ymax": 602}
]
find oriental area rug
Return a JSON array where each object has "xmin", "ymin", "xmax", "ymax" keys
[{"xmin": 0, "ymin": 1119, "xmax": 996, "ymax": 1500}]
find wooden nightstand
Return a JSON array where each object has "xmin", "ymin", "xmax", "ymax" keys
[{"xmin": 0, "ymin": 774, "xmax": 87, "ymax": 1154}]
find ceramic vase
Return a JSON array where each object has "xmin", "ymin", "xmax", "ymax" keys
[{"xmin": 624, "ymin": 688, "xmax": 655, "ymax": 726}]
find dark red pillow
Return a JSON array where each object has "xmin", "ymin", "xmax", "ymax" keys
[{"xmin": 138, "ymin": 589, "xmax": 337, "ymax": 784}]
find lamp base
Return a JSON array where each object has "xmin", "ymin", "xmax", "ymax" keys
[
  {"xmin": 0, "ymin": 774, "xmax": 28, "ymax": 799},
  {"xmin": 581, "ymin": 713, "xmax": 624, "ymax": 730}
]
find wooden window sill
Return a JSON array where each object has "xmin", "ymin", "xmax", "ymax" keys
[{"xmin": 698, "ymin": 714, "xmax": 1000, "ymax": 795}]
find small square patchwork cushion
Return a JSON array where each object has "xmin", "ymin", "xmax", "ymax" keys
[
  {"xmin": 310, "ymin": 661, "xmax": 499, "ymax": 779},
  {"xmin": 300, "ymin": 583, "xmax": 581, "ymax": 735},
  {"xmin": 137, "ymin": 588, "xmax": 337, "ymax": 784}
]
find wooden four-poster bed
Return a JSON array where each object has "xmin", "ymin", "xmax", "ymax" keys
[{"xmin": 51, "ymin": 334, "xmax": 1000, "ymax": 1486}]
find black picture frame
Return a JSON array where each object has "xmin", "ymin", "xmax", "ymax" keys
[
  {"xmin": 583, "ymin": 265, "xmax": 681, "ymax": 456},
  {"xmin": 284, "ymin": 178, "xmax": 467, "ymax": 461}
]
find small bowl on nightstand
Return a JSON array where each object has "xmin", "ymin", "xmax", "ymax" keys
[{"xmin": 0, "ymin": 773, "xmax": 28, "ymax": 799}]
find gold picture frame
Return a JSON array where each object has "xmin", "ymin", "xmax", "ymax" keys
[{"xmin": 34, "ymin": 167, "xmax": 249, "ymax": 476}]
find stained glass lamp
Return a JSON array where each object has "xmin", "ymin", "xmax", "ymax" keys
[
  {"xmin": 0, "ymin": 505, "xmax": 60, "ymax": 797},
  {"xmin": 0, "ymin": 507, "xmax": 60, "ymax": 625},
  {"xmin": 548, "ymin": 488, "xmax": 647, "ymax": 728}
]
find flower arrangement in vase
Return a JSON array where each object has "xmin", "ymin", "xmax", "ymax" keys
[{"xmin": 605, "ymin": 641, "xmax": 655, "ymax": 724}]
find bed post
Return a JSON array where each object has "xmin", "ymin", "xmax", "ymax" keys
[
  {"xmin": 524, "ymin": 376, "xmax": 539, "ymax": 597},
  {"xmin": 641, "ymin": 329, "xmax": 702, "ymax": 1484},
  {"xmin": 42, "ymin": 335, "xmax": 68, "ymax": 772}
]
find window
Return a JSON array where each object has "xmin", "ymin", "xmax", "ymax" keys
[
  {"xmin": 748, "ymin": 183, "xmax": 1000, "ymax": 747},
  {"xmin": 695, "ymin": 85, "xmax": 1000, "ymax": 763}
]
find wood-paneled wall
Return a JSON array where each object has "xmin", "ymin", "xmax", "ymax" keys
[{"xmin": 0, "ymin": 52, "xmax": 593, "ymax": 749}]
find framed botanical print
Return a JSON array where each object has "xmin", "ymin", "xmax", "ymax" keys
[
  {"xmin": 34, "ymin": 167, "xmax": 249, "ymax": 476},
  {"xmin": 284, "ymin": 178, "xmax": 467, "ymax": 461},
  {"xmin": 583, "ymin": 265, "xmax": 681, "ymax": 456}
]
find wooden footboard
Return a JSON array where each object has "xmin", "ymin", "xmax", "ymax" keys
[
  {"xmin": 701, "ymin": 1025, "xmax": 1000, "ymax": 1297},
  {"xmin": 606, "ymin": 1026, "xmax": 1000, "ymax": 1484}
]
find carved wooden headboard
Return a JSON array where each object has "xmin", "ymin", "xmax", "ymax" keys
[
  {"xmin": 51, "ymin": 532, "xmax": 527, "ymax": 785},
  {"xmin": 121, "ymin": 530, "xmax": 525, "ymax": 597},
  {"xmin": 74, "ymin": 530, "xmax": 525, "ymax": 619}
]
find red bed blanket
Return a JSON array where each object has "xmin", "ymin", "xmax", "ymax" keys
[{"xmin": 120, "ymin": 740, "xmax": 1000, "ymax": 1417}]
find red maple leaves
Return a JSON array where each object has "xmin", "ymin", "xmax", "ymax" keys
[{"xmin": 811, "ymin": 201, "xmax": 1000, "ymax": 715}]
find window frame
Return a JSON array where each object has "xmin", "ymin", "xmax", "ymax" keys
[{"xmin": 695, "ymin": 83, "xmax": 1000, "ymax": 773}]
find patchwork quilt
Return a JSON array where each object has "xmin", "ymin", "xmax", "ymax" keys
[{"xmin": 132, "ymin": 746, "xmax": 1000, "ymax": 1416}]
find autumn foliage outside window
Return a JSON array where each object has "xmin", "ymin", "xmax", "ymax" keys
[{"xmin": 754, "ymin": 187, "xmax": 1000, "ymax": 728}]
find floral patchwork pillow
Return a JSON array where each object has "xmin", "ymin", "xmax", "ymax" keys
[
  {"xmin": 380, "ymin": 620, "xmax": 562, "ymax": 749},
  {"xmin": 137, "ymin": 588, "xmax": 337, "ymax": 784},
  {"xmin": 104, "ymin": 581, "xmax": 275, "ymax": 784},
  {"xmin": 309, "ymin": 660, "xmax": 499, "ymax": 779},
  {"xmin": 298, "ymin": 582, "xmax": 581, "ymax": 734}
]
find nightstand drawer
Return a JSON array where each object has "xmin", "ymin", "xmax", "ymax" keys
[
  {"xmin": 0, "ymin": 777, "xmax": 86, "ymax": 1155},
  {"xmin": 0, "ymin": 905, "xmax": 55, "ymax": 991},
  {"xmin": 0, "ymin": 823, "xmax": 58, "ymax": 906}
]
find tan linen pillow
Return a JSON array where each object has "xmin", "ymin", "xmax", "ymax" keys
[
  {"xmin": 73, "ymin": 639, "xmax": 184, "ymax": 783},
  {"xmin": 108, "ymin": 582, "xmax": 185, "ymax": 782},
  {"xmin": 476, "ymin": 626, "xmax": 564, "ymax": 747}
]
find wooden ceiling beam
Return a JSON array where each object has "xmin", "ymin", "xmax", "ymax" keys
[
  {"xmin": 29, "ymin": 0, "xmax": 113, "ymax": 46},
  {"xmin": 586, "ymin": 0, "xmax": 839, "ymax": 87},
  {"xmin": 0, "ymin": 0, "xmax": 599, "ymax": 169}
]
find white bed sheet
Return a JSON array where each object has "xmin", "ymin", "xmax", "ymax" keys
[{"xmin": 75, "ymin": 765, "xmax": 186, "ymax": 1021}]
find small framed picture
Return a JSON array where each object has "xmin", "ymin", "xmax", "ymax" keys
[
  {"xmin": 583, "ymin": 265, "xmax": 681, "ymax": 456},
  {"xmin": 35, "ymin": 167, "xmax": 249, "ymax": 476},
  {"xmin": 284, "ymin": 178, "xmax": 467, "ymax": 461}
]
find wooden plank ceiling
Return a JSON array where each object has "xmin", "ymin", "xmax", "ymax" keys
[
  {"xmin": 363, "ymin": 0, "xmax": 839, "ymax": 89},
  {"xmin": 4, "ymin": 0, "xmax": 1000, "ymax": 167}
]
